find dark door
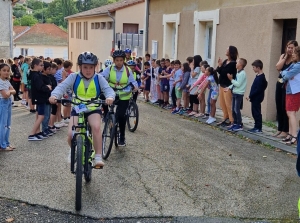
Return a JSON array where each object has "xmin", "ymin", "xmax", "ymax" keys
[
  {"xmin": 281, "ymin": 19, "xmax": 297, "ymax": 53},
  {"xmin": 123, "ymin": 23, "xmax": 139, "ymax": 34}
]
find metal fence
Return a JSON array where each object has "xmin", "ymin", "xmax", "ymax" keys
[{"xmin": 116, "ymin": 33, "xmax": 144, "ymax": 47}]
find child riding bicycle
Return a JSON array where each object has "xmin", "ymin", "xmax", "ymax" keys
[{"xmin": 49, "ymin": 52, "xmax": 115, "ymax": 168}]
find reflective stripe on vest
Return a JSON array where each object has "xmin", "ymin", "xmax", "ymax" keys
[
  {"xmin": 109, "ymin": 66, "xmax": 131, "ymax": 100},
  {"xmin": 73, "ymin": 74, "xmax": 101, "ymax": 110}
]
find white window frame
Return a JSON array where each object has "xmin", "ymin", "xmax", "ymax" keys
[
  {"xmin": 162, "ymin": 13, "xmax": 180, "ymax": 60},
  {"xmin": 44, "ymin": 48, "xmax": 53, "ymax": 58},
  {"xmin": 194, "ymin": 9, "xmax": 219, "ymax": 67}
]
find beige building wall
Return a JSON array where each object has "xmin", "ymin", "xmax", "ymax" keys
[
  {"xmin": 148, "ymin": 0, "xmax": 300, "ymax": 121},
  {"xmin": 115, "ymin": 2, "xmax": 145, "ymax": 33},
  {"xmin": 68, "ymin": 16, "xmax": 114, "ymax": 72},
  {"xmin": 216, "ymin": 1, "xmax": 300, "ymax": 121}
]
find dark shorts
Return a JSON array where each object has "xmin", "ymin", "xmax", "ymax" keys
[
  {"xmin": 37, "ymin": 103, "xmax": 46, "ymax": 116},
  {"xmin": 51, "ymin": 104, "xmax": 57, "ymax": 115},
  {"xmin": 70, "ymin": 109, "xmax": 102, "ymax": 117},
  {"xmin": 144, "ymin": 80, "xmax": 151, "ymax": 91},
  {"xmin": 24, "ymin": 85, "xmax": 28, "ymax": 92},
  {"xmin": 190, "ymin": 94, "xmax": 199, "ymax": 104},
  {"xmin": 160, "ymin": 83, "xmax": 170, "ymax": 92}
]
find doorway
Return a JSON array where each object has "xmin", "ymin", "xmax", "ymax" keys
[{"xmin": 281, "ymin": 19, "xmax": 297, "ymax": 54}]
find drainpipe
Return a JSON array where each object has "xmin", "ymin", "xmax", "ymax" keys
[
  {"xmin": 107, "ymin": 10, "xmax": 115, "ymax": 52},
  {"xmin": 9, "ymin": 2, "xmax": 13, "ymax": 58},
  {"xmin": 144, "ymin": 0, "xmax": 150, "ymax": 53}
]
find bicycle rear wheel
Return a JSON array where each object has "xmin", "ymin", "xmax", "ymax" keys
[
  {"xmin": 127, "ymin": 101, "xmax": 139, "ymax": 132},
  {"xmin": 75, "ymin": 135, "xmax": 83, "ymax": 211},
  {"xmin": 114, "ymin": 124, "xmax": 119, "ymax": 148},
  {"xmin": 102, "ymin": 114, "xmax": 116, "ymax": 160}
]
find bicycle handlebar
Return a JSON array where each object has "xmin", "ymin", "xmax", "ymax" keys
[
  {"xmin": 112, "ymin": 82, "xmax": 135, "ymax": 91},
  {"xmin": 55, "ymin": 98, "xmax": 107, "ymax": 106}
]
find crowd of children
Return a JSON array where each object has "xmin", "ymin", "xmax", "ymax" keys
[
  {"xmin": 0, "ymin": 55, "xmax": 75, "ymax": 145},
  {"xmin": 139, "ymin": 51, "xmax": 268, "ymax": 133}
]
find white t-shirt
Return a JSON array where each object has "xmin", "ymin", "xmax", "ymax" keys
[
  {"xmin": 0, "ymin": 79, "xmax": 12, "ymax": 99},
  {"xmin": 189, "ymin": 67, "xmax": 200, "ymax": 95}
]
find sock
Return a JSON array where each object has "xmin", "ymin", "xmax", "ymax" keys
[{"xmin": 95, "ymin": 154, "xmax": 101, "ymax": 159}]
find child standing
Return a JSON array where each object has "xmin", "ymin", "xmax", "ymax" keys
[
  {"xmin": 178, "ymin": 62, "xmax": 191, "ymax": 113},
  {"xmin": 189, "ymin": 64, "xmax": 209, "ymax": 117},
  {"xmin": 62, "ymin": 60, "xmax": 74, "ymax": 123},
  {"xmin": 142, "ymin": 61, "xmax": 151, "ymax": 102},
  {"xmin": 21, "ymin": 57, "xmax": 31, "ymax": 108},
  {"xmin": 153, "ymin": 60, "xmax": 161, "ymax": 105},
  {"xmin": 171, "ymin": 60, "xmax": 183, "ymax": 114},
  {"xmin": 197, "ymin": 67, "xmax": 219, "ymax": 124},
  {"xmin": 28, "ymin": 58, "xmax": 52, "ymax": 141},
  {"xmin": 246, "ymin": 60, "xmax": 268, "ymax": 133},
  {"xmin": 48, "ymin": 62, "xmax": 60, "ymax": 131},
  {"xmin": 0, "ymin": 64, "xmax": 16, "ymax": 151},
  {"xmin": 227, "ymin": 58, "xmax": 248, "ymax": 131}
]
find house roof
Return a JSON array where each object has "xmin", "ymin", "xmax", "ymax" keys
[
  {"xmin": 65, "ymin": 0, "xmax": 144, "ymax": 20},
  {"xmin": 14, "ymin": 23, "xmax": 68, "ymax": 46},
  {"xmin": 13, "ymin": 26, "xmax": 30, "ymax": 39}
]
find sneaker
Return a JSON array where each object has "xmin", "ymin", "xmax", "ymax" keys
[
  {"xmin": 118, "ymin": 138, "xmax": 126, "ymax": 147},
  {"xmin": 38, "ymin": 132, "xmax": 49, "ymax": 139},
  {"xmin": 63, "ymin": 118, "xmax": 70, "ymax": 123},
  {"xmin": 29, "ymin": 109, "xmax": 36, "ymax": 113},
  {"xmin": 172, "ymin": 109, "xmax": 179, "ymax": 114},
  {"xmin": 94, "ymin": 156, "xmax": 105, "ymax": 168},
  {"xmin": 49, "ymin": 126, "xmax": 60, "ymax": 131},
  {"xmin": 248, "ymin": 128, "xmax": 263, "ymax": 133},
  {"xmin": 178, "ymin": 109, "xmax": 184, "ymax": 115},
  {"xmin": 227, "ymin": 124, "xmax": 236, "ymax": 131},
  {"xmin": 207, "ymin": 117, "xmax": 216, "ymax": 124},
  {"xmin": 28, "ymin": 135, "xmax": 42, "ymax": 141},
  {"xmin": 56, "ymin": 121, "xmax": 68, "ymax": 127},
  {"xmin": 232, "ymin": 125, "xmax": 243, "ymax": 131},
  {"xmin": 45, "ymin": 129, "xmax": 54, "ymax": 136},
  {"xmin": 12, "ymin": 103, "xmax": 18, "ymax": 107}
]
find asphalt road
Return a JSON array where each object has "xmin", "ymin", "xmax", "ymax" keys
[{"xmin": 0, "ymin": 101, "xmax": 299, "ymax": 222}]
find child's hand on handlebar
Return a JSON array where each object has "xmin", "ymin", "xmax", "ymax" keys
[
  {"xmin": 49, "ymin": 96, "xmax": 57, "ymax": 104},
  {"xmin": 106, "ymin": 98, "xmax": 114, "ymax": 105}
]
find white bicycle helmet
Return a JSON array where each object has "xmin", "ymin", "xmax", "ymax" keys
[{"xmin": 104, "ymin": 59, "xmax": 112, "ymax": 67}]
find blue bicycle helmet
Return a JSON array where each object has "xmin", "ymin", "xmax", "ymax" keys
[
  {"xmin": 77, "ymin": 52, "xmax": 98, "ymax": 65},
  {"xmin": 127, "ymin": 60, "xmax": 136, "ymax": 66},
  {"xmin": 124, "ymin": 48, "xmax": 132, "ymax": 54}
]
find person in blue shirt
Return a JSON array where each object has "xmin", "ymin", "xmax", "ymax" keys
[{"xmin": 101, "ymin": 50, "xmax": 138, "ymax": 146}]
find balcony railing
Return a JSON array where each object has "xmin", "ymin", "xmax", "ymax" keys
[{"xmin": 116, "ymin": 33, "xmax": 143, "ymax": 47}]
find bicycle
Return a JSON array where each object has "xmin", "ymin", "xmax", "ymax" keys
[
  {"xmin": 56, "ymin": 98, "xmax": 106, "ymax": 211},
  {"xmin": 101, "ymin": 84, "xmax": 139, "ymax": 159}
]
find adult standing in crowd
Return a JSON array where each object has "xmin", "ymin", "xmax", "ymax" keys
[
  {"xmin": 11, "ymin": 57, "xmax": 22, "ymax": 102},
  {"xmin": 274, "ymin": 40, "xmax": 298, "ymax": 138},
  {"xmin": 216, "ymin": 46, "xmax": 238, "ymax": 126},
  {"xmin": 281, "ymin": 46, "xmax": 300, "ymax": 145}
]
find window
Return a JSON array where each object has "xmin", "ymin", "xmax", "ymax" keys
[
  {"xmin": 21, "ymin": 48, "xmax": 28, "ymax": 56},
  {"xmin": 95, "ymin": 22, "xmax": 100, "ymax": 29},
  {"xmin": 71, "ymin": 23, "xmax": 74, "ymax": 38},
  {"xmin": 123, "ymin": 23, "xmax": 138, "ymax": 33},
  {"xmin": 205, "ymin": 23, "xmax": 213, "ymax": 63},
  {"xmin": 107, "ymin": 22, "xmax": 113, "ymax": 30},
  {"xmin": 162, "ymin": 13, "xmax": 180, "ymax": 60},
  {"xmin": 83, "ymin": 21, "xmax": 88, "ymax": 40},
  {"xmin": 76, "ymin": 22, "xmax": 81, "ymax": 39},
  {"xmin": 44, "ymin": 48, "xmax": 53, "ymax": 58},
  {"xmin": 100, "ymin": 22, "xmax": 106, "ymax": 29},
  {"xmin": 91, "ymin": 23, "xmax": 95, "ymax": 29}
]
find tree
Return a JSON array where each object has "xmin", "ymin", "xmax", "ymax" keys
[
  {"xmin": 13, "ymin": 5, "xmax": 27, "ymax": 18},
  {"xmin": 26, "ymin": 0, "xmax": 48, "ymax": 10},
  {"xmin": 33, "ymin": 8, "xmax": 47, "ymax": 23},
  {"xmin": 13, "ymin": 15, "xmax": 38, "ymax": 26}
]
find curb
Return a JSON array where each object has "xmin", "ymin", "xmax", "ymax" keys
[{"xmin": 139, "ymin": 99, "xmax": 297, "ymax": 155}]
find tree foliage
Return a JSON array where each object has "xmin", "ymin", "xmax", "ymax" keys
[
  {"xmin": 13, "ymin": 0, "xmax": 120, "ymax": 28},
  {"xmin": 13, "ymin": 15, "xmax": 38, "ymax": 26}
]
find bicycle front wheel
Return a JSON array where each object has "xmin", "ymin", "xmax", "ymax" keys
[
  {"xmin": 127, "ymin": 102, "xmax": 139, "ymax": 132},
  {"xmin": 75, "ymin": 135, "xmax": 83, "ymax": 211},
  {"xmin": 102, "ymin": 114, "xmax": 116, "ymax": 160}
]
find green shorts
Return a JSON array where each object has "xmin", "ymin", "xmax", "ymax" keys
[{"xmin": 175, "ymin": 88, "xmax": 182, "ymax": 99}]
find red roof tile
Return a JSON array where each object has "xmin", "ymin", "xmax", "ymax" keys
[
  {"xmin": 65, "ymin": 0, "xmax": 144, "ymax": 19},
  {"xmin": 14, "ymin": 23, "xmax": 68, "ymax": 46},
  {"xmin": 13, "ymin": 26, "xmax": 30, "ymax": 39}
]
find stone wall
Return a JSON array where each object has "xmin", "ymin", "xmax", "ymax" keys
[{"xmin": 0, "ymin": 0, "xmax": 13, "ymax": 59}]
